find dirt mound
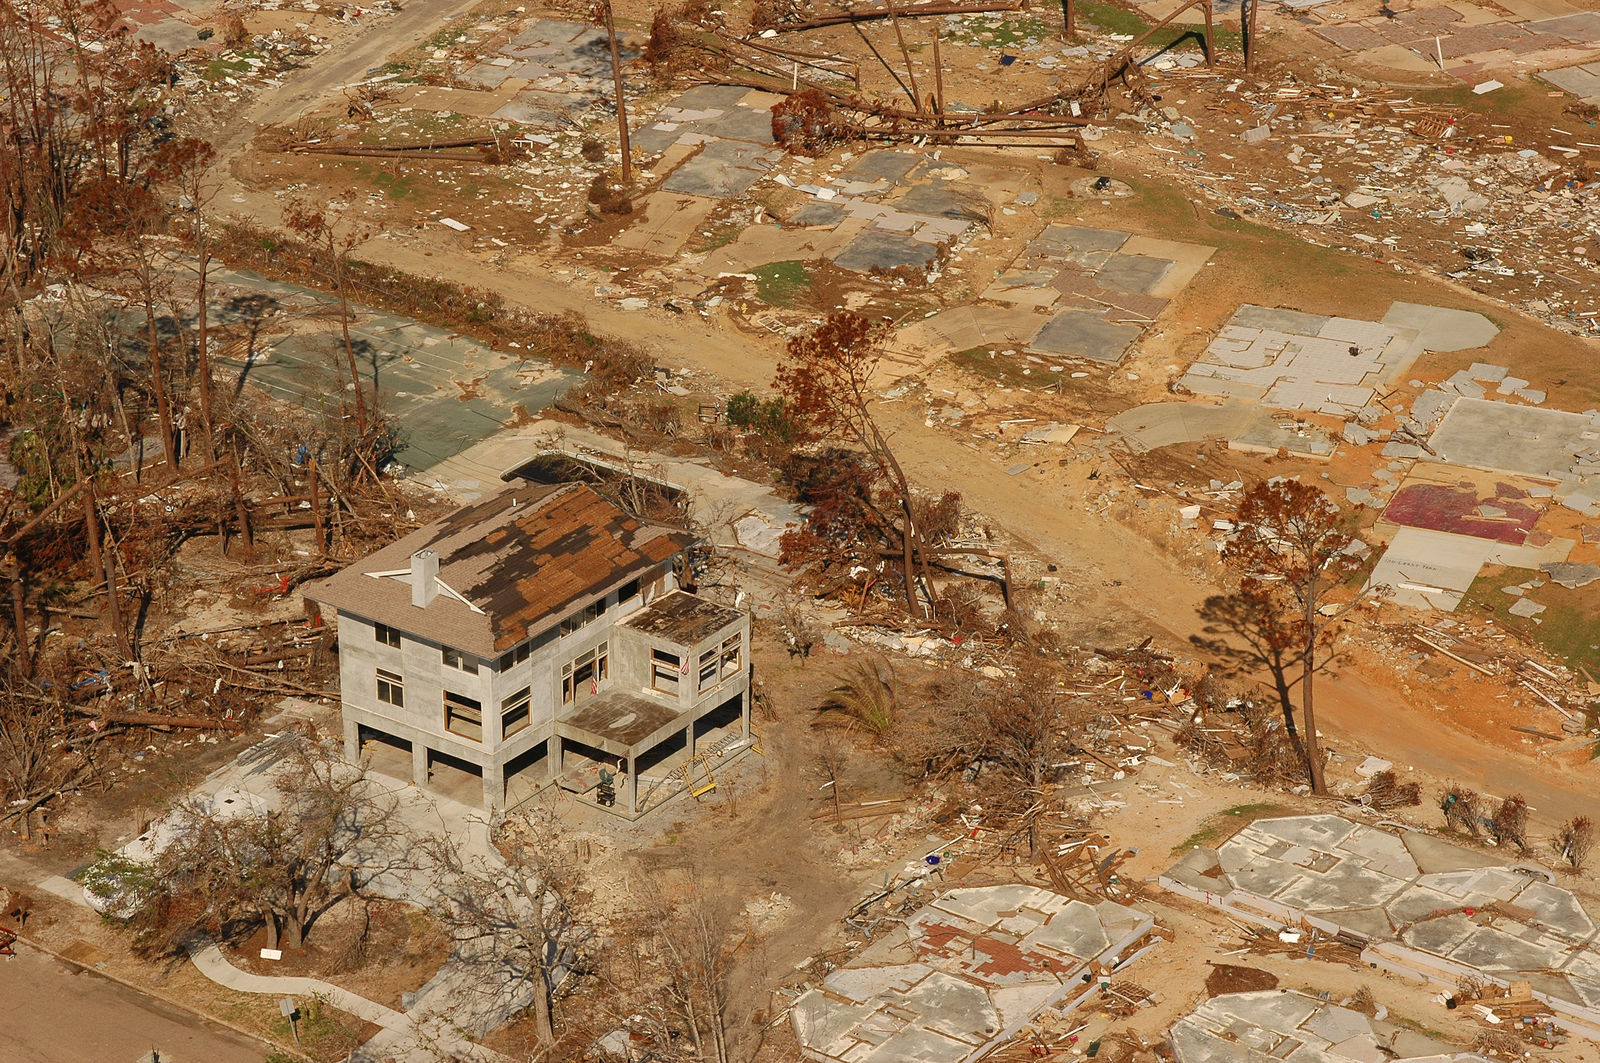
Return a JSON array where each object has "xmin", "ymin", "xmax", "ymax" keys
[{"xmin": 1204, "ymin": 963, "xmax": 1279, "ymax": 996}]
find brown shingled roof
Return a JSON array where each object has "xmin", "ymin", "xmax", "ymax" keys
[{"xmin": 304, "ymin": 484, "xmax": 699, "ymax": 658}]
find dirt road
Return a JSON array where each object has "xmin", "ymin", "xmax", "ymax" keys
[
  {"xmin": 229, "ymin": 0, "xmax": 486, "ymax": 140},
  {"xmin": 0, "ymin": 941, "xmax": 270, "ymax": 1063}
]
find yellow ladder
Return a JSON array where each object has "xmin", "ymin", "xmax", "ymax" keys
[{"xmin": 684, "ymin": 755, "xmax": 717, "ymax": 798}]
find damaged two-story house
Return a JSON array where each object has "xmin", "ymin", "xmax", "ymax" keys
[{"xmin": 303, "ymin": 482, "xmax": 751, "ymax": 815}]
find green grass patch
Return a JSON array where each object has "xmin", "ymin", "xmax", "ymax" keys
[
  {"xmin": 1459, "ymin": 568, "xmax": 1600, "ymax": 679},
  {"xmin": 1080, "ymin": 0, "xmax": 1148, "ymax": 35},
  {"xmin": 949, "ymin": 13, "xmax": 1055, "ymax": 47},
  {"xmin": 949, "ymin": 346, "xmax": 1070, "ymax": 389},
  {"xmin": 1171, "ymin": 803, "xmax": 1287, "ymax": 856},
  {"xmin": 1038, "ymin": 194, "xmax": 1081, "ymax": 220},
  {"xmin": 203, "ymin": 57, "xmax": 251, "ymax": 81},
  {"xmin": 752, "ymin": 260, "xmax": 811, "ymax": 307},
  {"xmin": 351, "ymin": 162, "xmax": 421, "ymax": 200},
  {"xmin": 422, "ymin": 23, "xmax": 469, "ymax": 52},
  {"xmin": 1077, "ymin": 1, "xmax": 1237, "ymax": 50}
]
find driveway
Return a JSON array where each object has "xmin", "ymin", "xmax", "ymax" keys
[{"xmin": 0, "ymin": 941, "xmax": 270, "ymax": 1063}]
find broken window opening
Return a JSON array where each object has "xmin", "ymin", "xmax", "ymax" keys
[
  {"xmin": 445, "ymin": 691, "xmax": 484, "ymax": 741},
  {"xmin": 501, "ymin": 686, "xmax": 532, "ymax": 737}
]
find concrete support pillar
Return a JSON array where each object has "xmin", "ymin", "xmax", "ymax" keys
[
  {"xmin": 413, "ymin": 743, "xmax": 429, "ymax": 788},
  {"xmin": 549, "ymin": 734, "xmax": 563, "ymax": 783},
  {"xmin": 483, "ymin": 760, "xmax": 504, "ymax": 810},
  {"xmin": 627, "ymin": 754, "xmax": 637, "ymax": 816},
  {"xmin": 741, "ymin": 691, "xmax": 750, "ymax": 740},
  {"xmin": 343, "ymin": 715, "xmax": 361, "ymax": 763}
]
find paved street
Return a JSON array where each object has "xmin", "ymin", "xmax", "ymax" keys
[{"xmin": 0, "ymin": 942, "xmax": 269, "ymax": 1063}]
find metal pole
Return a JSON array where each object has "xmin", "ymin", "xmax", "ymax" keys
[{"xmin": 931, "ymin": 25, "xmax": 946, "ymax": 117}]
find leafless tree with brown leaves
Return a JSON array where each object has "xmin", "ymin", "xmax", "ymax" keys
[
  {"xmin": 649, "ymin": 873, "xmax": 741, "ymax": 1063},
  {"xmin": 420, "ymin": 807, "xmax": 596, "ymax": 1047},
  {"xmin": 1203, "ymin": 479, "xmax": 1376, "ymax": 795}
]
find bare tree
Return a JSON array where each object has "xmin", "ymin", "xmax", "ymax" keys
[
  {"xmin": 894, "ymin": 657, "xmax": 1085, "ymax": 858},
  {"xmin": 160, "ymin": 136, "xmax": 220, "ymax": 460},
  {"xmin": 650, "ymin": 873, "xmax": 739, "ymax": 1063},
  {"xmin": 814, "ymin": 730, "xmax": 849, "ymax": 826},
  {"xmin": 1207, "ymin": 479, "xmax": 1372, "ymax": 795},
  {"xmin": 99, "ymin": 738, "xmax": 401, "ymax": 953},
  {"xmin": 936, "ymin": 657, "xmax": 1082, "ymax": 794},
  {"xmin": 284, "ymin": 199, "xmax": 372, "ymax": 437},
  {"xmin": 420, "ymin": 808, "xmax": 595, "ymax": 1047}
]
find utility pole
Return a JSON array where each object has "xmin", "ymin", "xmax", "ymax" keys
[{"xmin": 598, "ymin": 0, "xmax": 632, "ymax": 183}]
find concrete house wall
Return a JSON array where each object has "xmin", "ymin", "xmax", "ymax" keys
[{"xmin": 333, "ymin": 563, "xmax": 684, "ymax": 808}]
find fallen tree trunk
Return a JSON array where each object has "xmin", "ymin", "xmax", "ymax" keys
[
  {"xmin": 770, "ymin": 0, "xmax": 1024, "ymax": 31},
  {"xmin": 63, "ymin": 705, "xmax": 248, "ymax": 730}
]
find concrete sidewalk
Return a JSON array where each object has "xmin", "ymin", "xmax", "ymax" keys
[{"xmin": 188, "ymin": 942, "xmax": 408, "ymax": 1031}]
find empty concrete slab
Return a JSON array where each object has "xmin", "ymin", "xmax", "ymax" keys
[
  {"xmin": 833, "ymin": 230, "xmax": 939, "ymax": 274},
  {"xmin": 136, "ymin": 21, "xmax": 205, "ymax": 53},
  {"xmin": 1527, "ymin": 11, "xmax": 1600, "ymax": 41},
  {"xmin": 660, "ymin": 139, "xmax": 784, "ymax": 199},
  {"xmin": 1118, "ymin": 235, "xmax": 1216, "ymax": 298},
  {"xmin": 1427, "ymin": 398, "xmax": 1593, "ymax": 479},
  {"xmin": 1179, "ymin": 304, "xmax": 1435, "ymax": 416},
  {"xmin": 1106, "ymin": 401, "xmax": 1259, "ymax": 452},
  {"xmin": 631, "ymin": 85, "xmax": 766, "ymax": 154},
  {"xmin": 1541, "ymin": 61, "xmax": 1600, "ymax": 99},
  {"xmin": 1027, "ymin": 224, "xmax": 1130, "ymax": 269},
  {"xmin": 1381, "ymin": 302, "xmax": 1500, "ymax": 354},
  {"xmin": 1365, "ymin": 526, "xmax": 1495, "ymax": 610},
  {"xmin": 1162, "ymin": 815, "xmax": 1600, "ymax": 1028},
  {"xmin": 790, "ymin": 201, "xmax": 848, "ymax": 227},
  {"xmin": 1027, "ymin": 309, "xmax": 1144, "ymax": 364},
  {"xmin": 1229, "ymin": 410, "xmax": 1338, "ymax": 459},
  {"xmin": 792, "ymin": 884, "xmax": 1155, "ymax": 1063},
  {"xmin": 610, "ymin": 193, "xmax": 718, "ymax": 257},
  {"xmin": 1095, "ymin": 254, "xmax": 1176, "ymax": 296},
  {"xmin": 1229, "ymin": 304, "xmax": 1331, "ymax": 335},
  {"xmin": 836, "ymin": 150, "xmax": 922, "ymax": 184},
  {"xmin": 885, "ymin": 306, "xmax": 1047, "ymax": 374},
  {"xmin": 206, "ymin": 268, "xmax": 583, "ymax": 474},
  {"xmin": 1172, "ymin": 991, "xmax": 1483, "ymax": 1063},
  {"xmin": 895, "ymin": 182, "xmax": 982, "ymax": 219},
  {"xmin": 492, "ymin": 89, "xmax": 592, "ymax": 128},
  {"xmin": 698, "ymin": 105, "xmax": 777, "ymax": 144}
]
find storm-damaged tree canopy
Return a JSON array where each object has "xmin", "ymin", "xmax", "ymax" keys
[
  {"xmin": 1193, "ymin": 479, "xmax": 1374, "ymax": 796},
  {"xmin": 773, "ymin": 311, "xmax": 1012, "ymax": 624}
]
